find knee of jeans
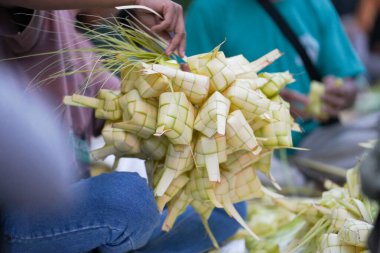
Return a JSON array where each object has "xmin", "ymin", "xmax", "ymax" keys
[{"xmin": 91, "ymin": 172, "xmax": 160, "ymax": 234}]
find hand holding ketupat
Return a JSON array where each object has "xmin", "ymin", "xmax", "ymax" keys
[{"xmin": 280, "ymin": 76, "xmax": 358, "ymax": 122}]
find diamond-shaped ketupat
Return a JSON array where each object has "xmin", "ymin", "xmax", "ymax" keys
[
  {"xmin": 195, "ymin": 166, "xmax": 263, "ymax": 239},
  {"xmin": 224, "ymin": 80, "xmax": 272, "ymax": 121},
  {"xmin": 338, "ymin": 218, "xmax": 373, "ymax": 248},
  {"xmin": 91, "ymin": 123, "xmax": 141, "ymax": 161},
  {"xmin": 195, "ymin": 134, "xmax": 227, "ymax": 182},
  {"xmin": 319, "ymin": 233, "xmax": 358, "ymax": 253},
  {"xmin": 307, "ymin": 81, "xmax": 328, "ymax": 120},
  {"xmin": 140, "ymin": 136, "xmax": 169, "ymax": 161},
  {"xmin": 136, "ymin": 67, "xmax": 171, "ymax": 98},
  {"xmin": 97, "ymin": 90, "xmax": 122, "ymax": 117},
  {"xmin": 194, "ymin": 91, "xmax": 231, "ymax": 138},
  {"xmin": 155, "ymin": 143, "xmax": 194, "ymax": 197},
  {"xmin": 221, "ymin": 150, "xmax": 264, "ymax": 174},
  {"xmin": 223, "ymin": 166, "xmax": 264, "ymax": 203},
  {"xmin": 150, "ymin": 63, "xmax": 210, "ymax": 105},
  {"xmin": 113, "ymin": 89, "xmax": 158, "ymax": 139},
  {"xmin": 207, "ymin": 53, "xmax": 237, "ymax": 92},
  {"xmin": 259, "ymin": 71, "xmax": 294, "ymax": 99},
  {"xmin": 185, "ymin": 167, "xmax": 217, "ymax": 203},
  {"xmin": 188, "ymin": 49, "xmax": 236, "ymax": 93},
  {"xmin": 225, "ymin": 54, "xmax": 255, "ymax": 78},
  {"xmin": 254, "ymin": 101, "xmax": 293, "ymax": 149},
  {"xmin": 155, "ymin": 92, "xmax": 195, "ymax": 146},
  {"xmin": 226, "ymin": 110, "xmax": 261, "ymax": 155}
]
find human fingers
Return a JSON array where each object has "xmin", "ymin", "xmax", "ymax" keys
[
  {"xmin": 165, "ymin": 5, "xmax": 185, "ymax": 56},
  {"xmin": 321, "ymin": 93, "xmax": 346, "ymax": 110},
  {"xmin": 322, "ymin": 104, "xmax": 340, "ymax": 119},
  {"xmin": 180, "ymin": 63, "xmax": 190, "ymax": 72},
  {"xmin": 151, "ymin": 2, "xmax": 178, "ymax": 33},
  {"xmin": 178, "ymin": 31, "xmax": 186, "ymax": 58}
]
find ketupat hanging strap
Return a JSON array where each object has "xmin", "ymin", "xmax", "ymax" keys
[{"xmin": 257, "ymin": 0, "xmax": 322, "ymax": 82}]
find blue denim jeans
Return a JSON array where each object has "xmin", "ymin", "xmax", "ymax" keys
[{"xmin": 2, "ymin": 172, "xmax": 246, "ymax": 253}]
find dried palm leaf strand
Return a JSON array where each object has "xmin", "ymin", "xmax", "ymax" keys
[{"xmin": 91, "ymin": 124, "xmax": 140, "ymax": 160}]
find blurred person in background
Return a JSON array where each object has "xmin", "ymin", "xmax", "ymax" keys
[
  {"xmin": 332, "ymin": 0, "xmax": 380, "ymax": 81},
  {"xmin": 0, "ymin": 64, "xmax": 73, "ymax": 208},
  {"xmin": 0, "ymin": 62, "xmax": 74, "ymax": 252},
  {"xmin": 357, "ymin": 0, "xmax": 380, "ymax": 81},
  {"xmin": 186, "ymin": 0, "xmax": 379, "ymax": 186},
  {"xmin": 0, "ymin": 1, "xmax": 245, "ymax": 252}
]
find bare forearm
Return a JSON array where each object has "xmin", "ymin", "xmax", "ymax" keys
[{"xmin": 0, "ymin": 0, "xmax": 136, "ymax": 10}]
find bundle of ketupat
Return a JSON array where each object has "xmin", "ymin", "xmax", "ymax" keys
[
  {"xmin": 283, "ymin": 168, "xmax": 376, "ymax": 253},
  {"xmin": 236, "ymin": 167, "xmax": 377, "ymax": 253},
  {"xmin": 63, "ymin": 18, "xmax": 298, "ymax": 248}
]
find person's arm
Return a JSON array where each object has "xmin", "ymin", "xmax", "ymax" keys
[
  {"xmin": 357, "ymin": 0, "xmax": 379, "ymax": 33},
  {"xmin": 281, "ymin": 77, "xmax": 357, "ymax": 122},
  {"xmin": 0, "ymin": 0, "xmax": 186, "ymax": 57}
]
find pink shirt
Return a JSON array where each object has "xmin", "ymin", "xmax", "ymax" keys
[{"xmin": 0, "ymin": 9, "xmax": 120, "ymax": 140}]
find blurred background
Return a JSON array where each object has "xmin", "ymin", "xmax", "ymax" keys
[
  {"xmin": 171, "ymin": 0, "xmax": 380, "ymax": 119},
  {"xmin": 175, "ymin": 0, "xmax": 380, "ymax": 83}
]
